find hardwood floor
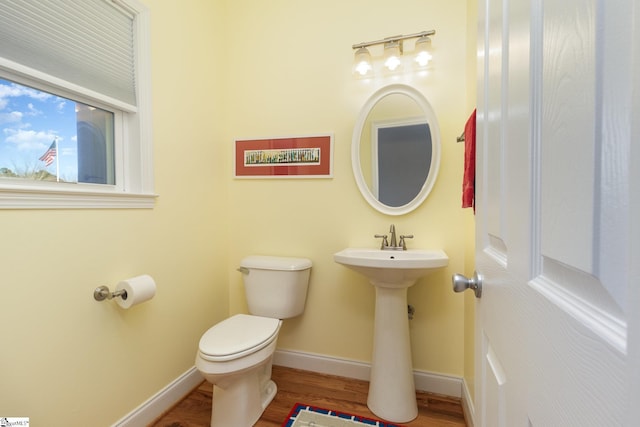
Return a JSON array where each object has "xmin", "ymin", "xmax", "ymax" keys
[{"xmin": 151, "ymin": 366, "xmax": 467, "ymax": 427}]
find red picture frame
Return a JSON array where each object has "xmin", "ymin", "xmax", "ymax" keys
[{"xmin": 234, "ymin": 134, "xmax": 333, "ymax": 178}]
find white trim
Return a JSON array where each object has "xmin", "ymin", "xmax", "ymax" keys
[
  {"xmin": 0, "ymin": 58, "xmax": 138, "ymax": 113},
  {"xmin": 0, "ymin": 186, "xmax": 157, "ymax": 209},
  {"xmin": 414, "ymin": 369, "xmax": 463, "ymax": 398},
  {"xmin": 129, "ymin": 1, "xmax": 155, "ymax": 195},
  {"xmin": 273, "ymin": 348, "xmax": 371, "ymax": 381},
  {"xmin": 462, "ymin": 377, "xmax": 476, "ymax": 427},
  {"xmin": 351, "ymin": 84, "xmax": 441, "ymax": 216},
  {"xmin": 112, "ymin": 350, "xmax": 466, "ymax": 426},
  {"xmin": 111, "ymin": 367, "xmax": 203, "ymax": 427},
  {"xmin": 273, "ymin": 348, "xmax": 463, "ymax": 398},
  {"xmin": 529, "ymin": 274, "xmax": 627, "ymax": 354},
  {"xmin": 0, "ymin": 0, "xmax": 155, "ymax": 209}
]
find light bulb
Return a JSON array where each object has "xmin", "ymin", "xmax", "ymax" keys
[
  {"xmin": 414, "ymin": 35, "xmax": 432, "ymax": 67},
  {"xmin": 353, "ymin": 47, "xmax": 373, "ymax": 77},
  {"xmin": 383, "ymin": 41, "xmax": 402, "ymax": 71}
]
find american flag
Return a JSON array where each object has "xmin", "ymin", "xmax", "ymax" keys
[{"xmin": 39, "ymin": 140, "xmax": 57, "ymax": 166}]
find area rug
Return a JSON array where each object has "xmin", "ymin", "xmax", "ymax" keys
[{"xmin": 281, "ymin": 403, "xmax": 404, "ymax": 427}]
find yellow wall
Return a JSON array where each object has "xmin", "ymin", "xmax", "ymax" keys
[
  {"xmin": 224, "ymin": 0, "xmax": 473, "ymax": 376},
  {"xmin": 0, "ymin": 1, "xmax": 229, "ymax": 425},
  {"xmin": 0, "ymin": 1, "xmax": 476, "ymax": 425}
]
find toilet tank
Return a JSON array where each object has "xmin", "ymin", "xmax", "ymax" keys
[{"xmin": 239, "ymin": 255, "xmax": 312, "ymax": 319}]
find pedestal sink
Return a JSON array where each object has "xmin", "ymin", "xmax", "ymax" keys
[{"xmin": 333, "ymin": 248, "xmax": 448, "ymax": 423}]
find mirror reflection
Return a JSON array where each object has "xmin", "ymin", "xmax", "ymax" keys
[{"xmin": 352, "ymin": 84, "xmax": 440, "ymax": 215}]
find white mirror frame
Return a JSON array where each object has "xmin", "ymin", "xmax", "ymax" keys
[{"xmin": 352, "ymin": 84, "xmax": 441, "ymax": 215}]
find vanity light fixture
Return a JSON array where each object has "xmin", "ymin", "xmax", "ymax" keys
[
  {"xmin": 414, "ymin": 35, "xmax": 433, "ymax": 67},
  {"xmin": 383, "ymin": 40, "xmax": 403, "ymax": 71},
  {"xmin": 352, "ymin": 30, "xmax": 435, "ymax": 76},
  {"xmin": 353, "ymin": 46, "xmax": 373, "ymax": 77}
]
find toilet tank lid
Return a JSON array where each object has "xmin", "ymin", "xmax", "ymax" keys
[{"xmin": 240, "ymin": 255, "xmax": 312, "ymax": 271}]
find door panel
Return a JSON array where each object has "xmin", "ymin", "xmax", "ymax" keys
[
  {"xmin": 482, "ymin": 338, "xmax": 507, "ymax": 427},
  {"xmin": 475, "ymin": 0, "xmax": 635, "ymax": 426},
  {"xmin": 540, "ymin": 0, "xmax": 596, "ymax": 274},
  {"xmin": 484, "ymin": 0, "xmax": 505, "ymax": 243}
]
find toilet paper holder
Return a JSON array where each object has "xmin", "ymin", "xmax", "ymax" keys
[{"xmin": 93, "ymin": 285, "xmax": 128, "ymax": 302}]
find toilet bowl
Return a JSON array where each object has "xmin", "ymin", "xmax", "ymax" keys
[
  {"xmin": 195, "ymin": 255, "xmax": 312, "ymax": 427},
  {"xmin": 196, "ymin": 314, "xmax": 282, "ymax": 426}
]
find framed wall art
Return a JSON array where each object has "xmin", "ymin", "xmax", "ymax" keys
[{"xmin": 234, "ymin": 134, "xmax": 333, "ymax": 178}]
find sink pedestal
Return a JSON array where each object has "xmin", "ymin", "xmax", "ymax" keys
[
  {"xmin": 368, "ymin": 284, "xmax": 417, "ymax": 423},
  {"xmin": 332, "ymin": 248, "xmax": 449, "ymax": 423}
]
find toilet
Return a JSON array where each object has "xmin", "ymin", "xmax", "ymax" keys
[{"xmin": 195, "ymin": 255, "xmax": 312, "ymax": 427}]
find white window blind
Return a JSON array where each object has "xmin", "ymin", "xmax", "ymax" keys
[
  {"xmin": 0, "ymin": 0, "xmax": 155, "ymax": 209},
  {"xmin": 0, "ymin": 0, "xmax": 137, "ymax": 109}
]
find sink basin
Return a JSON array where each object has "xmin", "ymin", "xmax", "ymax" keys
[
  {"xmin": 334, "ymin": 248, "xmax": 448, "ymax": 287},
  {"xmin": 333, "ymin": 247, "xmax": 449, "ymax": 422}
]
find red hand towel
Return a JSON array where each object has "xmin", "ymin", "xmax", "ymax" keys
[{"xmin": 462, "ymin": 109, "xmax": 476, "ymax": 211}]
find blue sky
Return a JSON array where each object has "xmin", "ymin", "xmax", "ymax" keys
[{"xmin": 0, "ymin": 78, "xmax": 78, "ymax": 181}]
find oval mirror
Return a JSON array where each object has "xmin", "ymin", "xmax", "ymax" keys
[{"xmin": 352, "ymin": 84, "xmax": 441, "ymax": 215}]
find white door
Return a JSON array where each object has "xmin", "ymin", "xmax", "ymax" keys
[{"xmin": 474, "ymin": 0, "xmax": 640, "ymax": 426}]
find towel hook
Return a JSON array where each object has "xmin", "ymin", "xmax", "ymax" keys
[{"xmin": 93, "ymin": 285, "xmax": 128, "ymax": 302}]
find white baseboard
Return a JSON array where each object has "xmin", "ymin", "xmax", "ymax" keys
[
  {"xmin": 273, "ymin": 348, "xmax": 371, "ymax": 381},
  {"xmin": 112, "ymin": 367, "xmax": 204, "ymax": 427},
  {"xmin": 461, "ymin": 377, "xmax": 476, "ymax": 427},
  {"xmin": 112, "ymin": 350, "xmax": 470, "ymax": 427},
  {"xmin": 273, "ymin": 348, "xmax": 463, "ymax": 398}
]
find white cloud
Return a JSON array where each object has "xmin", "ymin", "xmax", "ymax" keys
[
  {"xmin": 0, "ymin": 81, "xmax": 52, "ymax": 119},
  {"xmin": 26, "ymin": 103, "xmax": 42, "ymax": 116},
  {"xmin": 3, "ymin": 128, "xmax": 59, "ymax": 151},
  {"xmin": 0, "ymin": 81, "xmax": 59, "ymax": 150},
  {"xmin": 0, "ymin": 111, "xmax": 23, "ymax": 124},
  {"xmin": 61, "ymin": 146, "xmax": 75, "ymax": 156},
  {"xmin": 0, "ymin": 82, "xmax": 52, "ymax": 103},
  {"xmin": 55, "ymin": 99, "xmax": 66, "ymax": 113}
]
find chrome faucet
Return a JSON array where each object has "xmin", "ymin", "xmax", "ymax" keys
[{"xmin": 375, "ymin": 224, "xmax": 414, "ymax": 250}]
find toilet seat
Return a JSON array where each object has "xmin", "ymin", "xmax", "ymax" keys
[{"xmin": 198, "ymin": 314, "xmax": 281, "ymax": 362}]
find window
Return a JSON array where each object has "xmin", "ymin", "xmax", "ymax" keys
[
  {"xmin": 0, "ymin": 78, "xmax": 116, "ymax": 185},
  {"xmin": 0, "ymin": 0, "xmax": 155, "ymax": 208}
]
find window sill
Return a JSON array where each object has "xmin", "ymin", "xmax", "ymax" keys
[{"xmin": 0, "ymin": 186, "xmax": 157, "ymax": 209}]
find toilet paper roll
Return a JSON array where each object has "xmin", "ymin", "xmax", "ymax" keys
[{"xmin": 115, "ymin": 274, "xmax": 156, "ymax": 309}]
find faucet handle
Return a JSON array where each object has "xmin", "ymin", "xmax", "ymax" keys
[
  {"xmin": 374, "ymin": 234, "xmax": 389, "ymax": 249},
  {"xmin": 399, "ymin": 234, "xmax": 414, "ymax": 250}
]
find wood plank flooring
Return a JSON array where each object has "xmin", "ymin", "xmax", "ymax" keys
[{"xmin": 151, "ymin": 365, "xmax": 467, "ymax": 427}]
